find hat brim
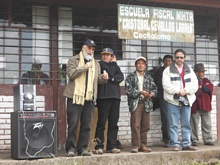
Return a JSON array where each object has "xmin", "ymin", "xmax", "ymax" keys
[
  {"xmin": 101, "ymin": 51, "xmax": 112, "ymax": 54},
  {"xmin": 195, "ymin": 70, "xmax": 207, "ymax": 72},
  {"xmin": 86, "ymin": 44, "xmax": 96, "ymax": 47}
]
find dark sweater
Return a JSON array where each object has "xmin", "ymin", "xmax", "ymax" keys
[{"xmin": 97, "ymin": 61, "xmax": 124, "ymax": 99}]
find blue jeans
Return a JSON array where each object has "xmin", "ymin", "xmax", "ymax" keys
[{"xmin": 167, "ymin": 102, "xmax": 191, "ymax": 148}]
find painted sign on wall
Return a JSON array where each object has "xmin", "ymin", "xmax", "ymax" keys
[{"xmin": 118, "ymin": 4, "xmax": 194, "ymax": 42}]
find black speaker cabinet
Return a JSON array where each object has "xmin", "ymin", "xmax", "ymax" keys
[{"xmin": 11, "ymin": 111, "xmax": 57, "ymax": 159}]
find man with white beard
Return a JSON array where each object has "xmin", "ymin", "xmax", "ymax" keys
[{"xmin": 63, "ymin": 39, "xmax": 108, "ymax": 157}]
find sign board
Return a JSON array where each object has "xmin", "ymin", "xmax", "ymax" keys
[{"xmin": 118, "ymin": 4, "xmax": 194, "ymax": 42}]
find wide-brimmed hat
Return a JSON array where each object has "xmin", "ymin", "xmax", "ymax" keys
[
  {"xmin": 101, "ymin": 48, "xmax": 114, "ymax": 55},
  {"xmin": 194, "ymin": 63, "xmax": 206, "ymax": 72},
  {"xmin": 83, "ymin": 39, "xmax": 96, "ymax": 47}
]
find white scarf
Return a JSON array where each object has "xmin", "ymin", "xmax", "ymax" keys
[{"xmin": 72, "ymin": 51, "xmax": 95, "ymax": 105}]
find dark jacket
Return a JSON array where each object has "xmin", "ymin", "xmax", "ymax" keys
[
  {"xmin": 97, "ymin": 61, "xmax": 124, "ymax": 100},
  {"xmin": 191, "ymin": 77, "xmax": 213, "ymax": 113},
  {"xmin": 154, "ymin": 66, "xmax": 165, "ymax": 99}
]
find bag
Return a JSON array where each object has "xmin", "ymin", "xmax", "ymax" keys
[{"xmin": 178, "ymin": 96, "xmax": 189, "ymax": 106}]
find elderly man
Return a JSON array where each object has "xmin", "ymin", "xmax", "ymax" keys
[
  {"xmin": 191, "ymin": 63, "xmax": 214, "ymax": 146},
  {"xmin": 63, "ymin": 39, "xmax": 108, "ymax": 157},
  {"xmin": 162, "ymin": 49, "xmax": 198, "ymax": 151}
]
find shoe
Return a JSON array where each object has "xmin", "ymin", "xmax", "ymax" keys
[
  {"xmin": 67, "ymin": 149, "xmax": 76, "ymax": 157},
  {"xmin": 116, "ymin": 140, "xmax": 124, "ymax": 149},
  {"xmin": 107, "ymin": 148, "xmax": 120, "ymax": 153},
  {"xmin": 139, "ymin": 146, "xmax": 152, "ymax": 152},
  {"xmin": 93, "ymin": 148, "xmax": 103, "ymax": 154},
  {"xmin": 171, "ymin": 146, "xmax": 179, "ymax": 151},
  {"xmin": 192, "ymin": 142, "xmax": 198, "ymax": 146},
  {"xmin": 164, "ymin": 143, "xmax": 170, "ymax": 148},
  {"xmin": 131, "ymin": 148, "xmax": 138, "ymax": 153},
  {"xmin": 204, "ymin": 142, "xmax": 214, "ymax": 146},
  {"xmin": 182, "ymin": 146, "xmax": 197, "ymax": 151},
  {"xmin": 78, "ymin": 150, "xmax": 91, "ymax": 156}
]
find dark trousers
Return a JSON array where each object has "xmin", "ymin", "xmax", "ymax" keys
[
  {"xmin": 159, "ymin": 98, "xmax": 170, "ymax": 144},
  {"xmin": 95, "ymin": 98, "xmax": 120, "ymax": 150},
  {"xmin": 130, "ymin": 103, "xmax": 150, "ymax": 148},
  {"xmin": 65, "ymin": 98, "xmax": 94, "ymax": 153}
]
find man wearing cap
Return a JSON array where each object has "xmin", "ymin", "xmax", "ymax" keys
[
  {"xmin": 94, "ymin": 48, "xmax": 124, "ymax": 154},
  {"xmin": 63, "ymin": 39, "xmax": 108, "ymax": 157},
  {"xmin": 154, "ymin": 55, "xmax": 173, "ymax": 148},
  {"xmin": 125, "ymin": 56, "xmax": 157, "ymax": 153},
  {"xmin": 162, "ymin": 49, "xmax": 198, "ymax": 151},
  {"xmin": 191, "ymin": 63, "xmax": 214, "ymax": 146}
]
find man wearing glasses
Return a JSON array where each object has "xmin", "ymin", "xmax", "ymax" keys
[{"xmin": 162, "ymin": 49, "xmax": 198, "ymax": 151}]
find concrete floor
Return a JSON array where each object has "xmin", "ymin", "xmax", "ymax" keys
[{"xmin": 1, "ymin": 143, "xmax": 220, "ymax": 165}]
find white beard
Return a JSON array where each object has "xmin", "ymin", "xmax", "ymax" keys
[{"xmin": 83, "ymin": 50, "xmax": 93, "ymax": 61}]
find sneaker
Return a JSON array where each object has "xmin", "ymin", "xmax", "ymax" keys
[
  {"xmin": 93, "ymin": 148, "xmax": 103, "ymax": 154},
  {"xmin": 204, "ymin": 142, "xmax": 214, "ymax": 146},
  {"xmin": 78, "ymin": 150, "xmax": 91, "ymax": 156},
  {"xmin": 107, "ymin": 148, "xmax": 120, "ymax": 153},
  {"xmin": 131, "ymin": 148, "xmax": 138, "ymax": 153},
  {"xmin": 182, "ymin": 146, "xmax": 197, "ymax": 151},
  {"xmin": 139, "ymin": 146, "xmax": 152, "ymax": 152},
  {"xmin": 171, "ymin": 146, "xmax": 179, "ymax": 151},
  {"xmin": 67, "ymin": 149, "xmax": 76, "ymax": 157}
]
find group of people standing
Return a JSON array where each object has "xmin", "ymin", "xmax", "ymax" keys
[{"xmin": 63, "ymin": 39, "xmax": 214, "ymax": 157}]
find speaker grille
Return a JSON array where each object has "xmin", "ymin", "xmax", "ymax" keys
[{"xmin": 26, "ymin": 124, "xmax": 49, "ymax": 149}]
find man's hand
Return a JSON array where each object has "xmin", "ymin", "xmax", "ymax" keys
[
  {"xmin": 111, "ymin": 55, "xmax": 117, "ymax": 62},
  {"xmin": 85, "ymin": 62, "xmax": 93, "ymax": 69},
  {"xmin": 179, "ymin": 89, "xmax": 186, "ymax": 96},
  {"xmin": 101, "ymin": 73, "xmax": 109, "ymax": 80},
  {"xmin": 141, "ymin": 90, "xmax": 153, "ymax": 99}
]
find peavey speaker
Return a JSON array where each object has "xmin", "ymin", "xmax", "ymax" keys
[
  {"xmin": 11, "ymin": 111, "xmax": 57, "ymax": 159},
  {"xmin": 13, "ymin": 84, "xmax": 36, "ymax": 111}
]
